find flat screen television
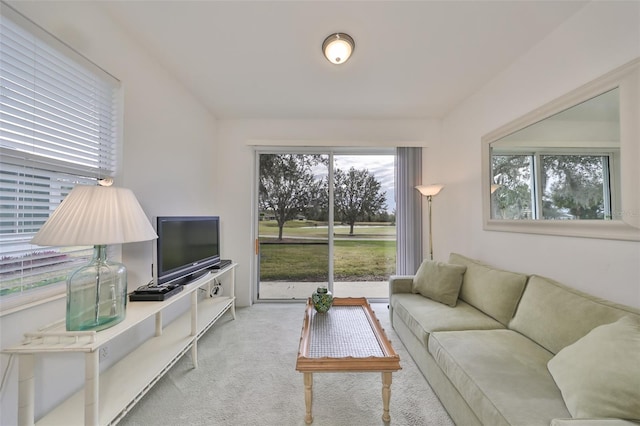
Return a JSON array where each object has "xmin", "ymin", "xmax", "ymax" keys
[{"xmin": 154, "ymin": 216, "xmax": 221, "ymax": 286}]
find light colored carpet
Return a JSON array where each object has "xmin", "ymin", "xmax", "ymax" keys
[{"xmin": 119, "ymin": 302, "xmax": 454, "ymax": 426}]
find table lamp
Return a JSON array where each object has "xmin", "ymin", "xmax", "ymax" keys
[{"xmin": 31, "ymin": 181, "xmax": 157, "ymax": 331}]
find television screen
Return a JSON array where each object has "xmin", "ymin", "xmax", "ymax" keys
[{"xmin": 155, "ymin": 216, "xmax": 221, "ymax": 286}]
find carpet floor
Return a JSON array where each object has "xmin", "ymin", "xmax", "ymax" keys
[{"xmin": 119, "ymin": 302, "xmax": 454, "ymax": 426}]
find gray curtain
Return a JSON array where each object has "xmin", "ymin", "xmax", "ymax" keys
[{"xmin": 395, "ymin": 147, "xmax": 423, "ymax": 275}]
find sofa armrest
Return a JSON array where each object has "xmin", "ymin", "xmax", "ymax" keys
[
  {"xmin": 388, "ymin": 275, "xmax": 413, "ymax": 325},
  {"xmin": 389, "ymin": 275, "xmax": 414, "ymax": 296},
  {"xmin": 551, "ymin": 419, "xmax": 640, "ymax": 426}
]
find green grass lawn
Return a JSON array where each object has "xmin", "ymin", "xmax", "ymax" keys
[
  {"xmin": 259, "ymin": 220, "xmax": 396, "ymax": 239},
  {"xmin": 259, "ymin": 220, "xmax": 396, "ymax": 281}
]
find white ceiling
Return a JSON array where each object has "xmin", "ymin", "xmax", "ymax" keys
[{"xmin": 99, "ymin": 1, "xmax": 589, "ymax": 120}]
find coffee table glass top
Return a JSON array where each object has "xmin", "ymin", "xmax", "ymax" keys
[{"xmin": 309, "ymin": 305, "xmax": 384, "ymax": 358}]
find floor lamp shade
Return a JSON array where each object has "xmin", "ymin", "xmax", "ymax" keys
[
  {"xmin": 415, "ymin": 184, "xmax": 444, "ymax": 197},
  {"xmin": 31, "ymin": 185, "xmax": 157, "ymax": 331}
]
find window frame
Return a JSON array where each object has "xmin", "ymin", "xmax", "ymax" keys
[{"xmin": 490, "ymin": 148, "xmax": 619, "ymax": 221}]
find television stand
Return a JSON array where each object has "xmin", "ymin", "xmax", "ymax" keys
[{"xmin": 4, "ymin": 262, "xmax": 237, "ymax": 426}]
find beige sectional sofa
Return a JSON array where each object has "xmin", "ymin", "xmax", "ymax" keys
[{"xmin": 389, "ymin": 253, "xmax": 640, "ymax": 426}]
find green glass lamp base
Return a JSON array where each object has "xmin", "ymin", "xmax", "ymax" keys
[
  {"xmin": 70, "ymin": 315, "xmax": 126, "ymax": 332},
  {"xmin": 66, "ymin": 245, "xmax": 128, "ymax": 332}
]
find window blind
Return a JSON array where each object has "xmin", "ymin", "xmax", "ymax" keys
[{"xmin": 0, "ymin": 4, "xmax": 121, "ymax": 312}]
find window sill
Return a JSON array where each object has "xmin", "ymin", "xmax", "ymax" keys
[{"xmin": 0, "ymin": 284, "xmax": 66, "ymax": 317}]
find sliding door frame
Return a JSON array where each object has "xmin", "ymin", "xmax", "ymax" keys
[{"xmin": 252, "ymin": 146, "xmax": 395, "ymax": 304}]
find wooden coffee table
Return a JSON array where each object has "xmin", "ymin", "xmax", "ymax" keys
[{"xmin": 295, "ymin": 297, "xmax": 401, "ymax": 424}]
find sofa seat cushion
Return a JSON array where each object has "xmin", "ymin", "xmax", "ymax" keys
[
  {"xmin": 551, "ymin": 420, "xmax": 640, "ymax": 426},
  {"xmin": 391, "ymin": 293, "xmax": 504, "ymax": 348},
  {"xmin": 448, "ymin": 253, "xmax": 528, "ymax": 326},
  {"xmin": 429, "ymin": 329, "xmax": 572, "ymax": 426}
]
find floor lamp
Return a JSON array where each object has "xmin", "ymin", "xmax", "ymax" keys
[
  {"xmin": 415, "ymin": 184, "xmax": 444, "ymax": 260},
  {"xmin": 31, "ymin": 180, "xmax": 157, "ymax": 331}
]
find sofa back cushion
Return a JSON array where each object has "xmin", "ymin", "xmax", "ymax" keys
[
  {"xmin": 509, "ymin": 275, "xmax": 640, "ymax": 354},
  {"xmin": 448, "ymin": 253, "xmax": 528, "ymax": 326},
  {"xmin": 546, "ymin": 316, "xmax": 640, "ymax": 420},
  {"xmin": 412, "ymin": 260, "xmax": 467, "ymax": 307}
]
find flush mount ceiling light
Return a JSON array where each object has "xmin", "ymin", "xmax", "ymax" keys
[{"xmin": 322, "ymin": 33, "xmax": 355, "ymax": 64}]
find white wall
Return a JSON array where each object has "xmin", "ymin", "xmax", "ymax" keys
[
  {"xmin": 215, "ymin": 119, "xmax": 439, "ymax": 306},
  {"xmin": 1, "ymin": 2, "xmax": 218, "ymax": 424},
  {"xmin": 431, "ymin": 1, "xmax": 640, "ymax": 307}
]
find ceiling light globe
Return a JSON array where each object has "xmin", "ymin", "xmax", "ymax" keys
[
  {"xmin": 322, "ymin": 33, "xmax": 354, "ymax": 65},
  {"xmin": 325, "ymin": 40, "xmax": 351, "ymax": 64}
]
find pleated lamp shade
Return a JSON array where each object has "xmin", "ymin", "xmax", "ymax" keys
[{"xmin": 31, "ymin": 185, "xmax": 157, "ymax": 246}]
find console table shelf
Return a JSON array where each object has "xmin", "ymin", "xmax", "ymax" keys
[{"xmin": 3, "ymin": 263, "xmax": 237, "ymax": 426}]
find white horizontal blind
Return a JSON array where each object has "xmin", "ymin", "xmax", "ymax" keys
[{"xmin": 0, "ymin": 5, "xmax": 121, "ymax": 311}]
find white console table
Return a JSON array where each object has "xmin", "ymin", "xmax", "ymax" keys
[{"xmin": 3, "ymin": 263, "xmax": 237, "ymax": 426}]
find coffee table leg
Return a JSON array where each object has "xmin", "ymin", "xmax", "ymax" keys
[
  {"xmin": 382, "ymin": 372, "xmax": 392, "ymax": 422},
  {"xmin": 304, "ymin": 372, "xmax": 313, "ymax": 424}
]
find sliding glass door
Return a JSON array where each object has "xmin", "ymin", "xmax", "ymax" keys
[
  {"xmin": 257, "ymin": 153, "xmax": 330, "ymax": 300},
  {"xmin": 331, "ymin": 154, "xmax": 396, "ymax": 298},
  {"xmin": 256, "ymin": 149, "xmax": 395, "ymax": 301}
]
